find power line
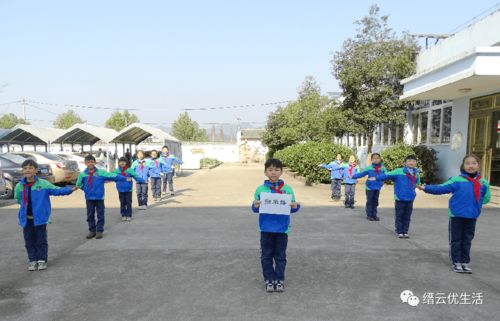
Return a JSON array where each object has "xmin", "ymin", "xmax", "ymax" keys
[
  {"xmin": 181, "ymin": 100, "xmax": 291, "ymax": 111},
  {"xmin": 0, "ymin": 100, "xmax": 21, "ymax": 106},
  {"xmin": 26, "ymin": 99, "xmax": 137, "ymax": 111},
  {"xmin": 448, "ymin": 2, "xmax": 500, "ymax": 34},
  {"xmin": 25, "ymin": 102, "xmax": 59, "ymax": 116}
]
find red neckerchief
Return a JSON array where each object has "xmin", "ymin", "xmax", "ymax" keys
[
  {"xmin": 154, "ymin": 159, "xmax": 159, "ymax": 167},
  {"xmin": 23, "ymin": 181, "xmax": 35, "ymax": 205},
  {"xmin": 121, "ymin": 166, "xmax": 129, "ymax": 176},
  {"xmin": 348, "ymin": 163, "xmax": 357, "ymax": 177},
  {"xmin": 139, "ymin": 160, "xmax": 144, "ymax": 170},
  {"xmin": 405, "ymin": 168, "xmax": 417, "ymax": 188},
  {"xmin": 373, "ymin": 163, "xmax": 382, "ymax": 174},
  {"xmin": 270, "ymin": 181, "xmax": 284, "ymax": 194},
  {"xmin": 88, "ymin": 168, "xmax": 95, "ymax": 190},
  {"xmin": 463, "ymin": 174, "xmax": 482, "ymax": 202}
]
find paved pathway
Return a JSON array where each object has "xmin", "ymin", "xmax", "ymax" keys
[{"xmin": 1, "ymin": 163, "xmax": 499, "ymax": 321}]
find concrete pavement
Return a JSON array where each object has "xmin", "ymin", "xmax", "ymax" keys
[{"xmin": 0, "ymin": 163, "xmax": 499, "ymax": 321}]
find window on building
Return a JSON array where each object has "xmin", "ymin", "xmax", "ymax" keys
[
  {"xmin": 397, "ymin": 124, "xmax": 405, "ymax": 143},
  {"xmin": 431, "ymin": 109, "xmax": 442, "ymax": 143},
  {"xmin": 412, "ymin": 113, "xmax": 419, "ymax": 144},
  {"xmin": 420, "ymin": 111, "xmax": 428, "ymax": 144},
  {"xmin": 442, "ymin": 106, "xmax": 452, "ymax": 143},
  {"xmin": 390, "ymin": 122, "xmax": 397, "ymax": 145},
  {"xmin": 382, "ymin": 123, "xmax": 389, "ymax": 145}
]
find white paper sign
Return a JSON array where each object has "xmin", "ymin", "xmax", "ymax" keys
[{"xmin": 259, "ymin": 192, "xmax": 293, "ymax": 215}]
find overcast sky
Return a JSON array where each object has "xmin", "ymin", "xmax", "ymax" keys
[{"xmin": 1, "ymin": 0, "xmax": 499, "ymax": 129}]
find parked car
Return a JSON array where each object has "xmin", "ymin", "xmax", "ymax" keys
[
  {"xmin": 0, "ymin": 169, "xmax": 7, "ymax": 197},
  {"xmin": 56, "ymin": 152, "xmax": 87, "ymax": 172},
  {"xmin": 0, "ymin": 153, "xmax": 55, "ymax": 199},
  {"xmin": 72, "ymin": 152, "xmax": 109, "ymax": 170},
  {"xmin": 12, "ymin": 152, "xmax": 79, "ymax": 184}
]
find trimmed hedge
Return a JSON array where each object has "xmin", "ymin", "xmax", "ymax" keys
[
  {"xmin": 274, "ymin": 141, "xmax": 354, "ymax": 184},
  {"xmin": 380, "ymin": 143, "xmax": 439, "ymax": 184}
]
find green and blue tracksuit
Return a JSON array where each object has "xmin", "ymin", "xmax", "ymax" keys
[
  {"xmin": 322, "ymin": 161, "xmax": 347, "ymax": 199},
  {"xmin": 15, "ymin": 176, "xmax": 73, "ymax": 228},
  {"xmin": 149, "ymin": 158, "xmax": 165, "ymax": 198},
  {"xmin": 251, "ymin": 179, "xmax": 301, "ymax": 282},
  {"xmin": 76, "ymin": 168, "xmax": 126, "ymax": 232},
  {"xmin": 343, "ymin": 162, "xmax": 359, "ymax": 207},
  {"xmin": 113, "ymin": 166, "xmax": 146, "ymax": 217},
  {"xmin": 423, "ymin": 171, "xmax": 490, "ymax": 263},
  {"xmin": 377, "ymin": 167, "xmax": 421, "ymax": 234},
  {"xmin": 160, "ymin": 154, "xmax": 183, "ymax": 174},
  {"xmin": 160, "ymin": 153, "xmax": 183, "ymax": 192},
  {"xmin": 352, "ymin": 163, "xmax": 387, "ymax": 218},
  {"xmin": 131, "ymin": 159, "xmax": 150, "ymax": 206},
  {"xmin": 14, "ymin": 176, "xmax": 73, "ymax": 262}
]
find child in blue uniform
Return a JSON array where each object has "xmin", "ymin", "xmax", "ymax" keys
[
  {"xmin": 131, "ymin": 150, "xmax": 150, "ymax": 210},
  {"xmin": 343, "ymin": 155, "xmax": 359, "ymax": 209},
  {"xmin": 352, "ymin": 153, "xmax": 387, "ymax": 221},
  {"xmin": 113, "ymin": 157, "xmax": 145, "ymax": 222},
  {"xmin": 376, "ymin": 155, "xmax": 420, "ymax": 238},
  {"xmin": 320, "ymin": 154, "xmax": 346, "ymax": 201},
  {"xmin": 418, "ymin": 154, "xmax": 490, "ymax": 273},
  {"xmin": 252, "ymin": 158, "xmax": 301, "ymax": 292}
]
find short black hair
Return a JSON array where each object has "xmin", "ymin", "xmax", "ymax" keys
[
  {"xmin": 21, "ymin": 159, "xmax": 38, "ymax": 169},
  {"xmin": 118, "ymin": 156, "xmax": 130, "ymax": 166},
  {"xmin": 371, "ymin": 153, "xmax": 381, "ymax": 159},
  {"xmin": 162, "ymin": 145, "xmax": 169, "ymax": 150},
  {"xmin": 84, "ymin": 154, "xmax": 96, "ymax": 162},
  {"xmin": 405, "ymin": 155, "xmax": 417, "ymax": 162},
  {"xmin": 265, "ymin": 158, "xmax": 283, "ymax": 170}
]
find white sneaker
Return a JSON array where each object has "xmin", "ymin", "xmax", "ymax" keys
[
  {"xmin": 398, "ymin": 234, "xmax": 405, "ymax": 238},
  {"xmin": 461, "ymin": 263, "xmax": 472, "ymax": 273},
  {"xmin": 28, "ymin": 261, "xmax": 38, "ymax": 271},
  {"xmin": 452, "ymin": 263, "xmax": 464, "ymax": 273},
  {"xmin": 126, "ymin": 217, "xmax": 131, "ymax": 222},
  {"xmin": 121, "ymin": 217, "xmax": 127, "ymax": 222},
  {"xmin": 37, "ymin": 260, "xmax": 47, "ymax": 270}
]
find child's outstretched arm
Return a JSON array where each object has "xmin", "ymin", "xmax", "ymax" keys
[
  {"xmin": 290, "ymin": 202, "xmax": 301, "ymax": 214},
  {"xmin": 351, "ymin": 169, "xmax": 367, "ymax": 179},
  {"xmin": 375, "ymin": 170, "xmax": 397, "ymax": 182},
  {"xmin": 14, "ymin": 183, "xmax": 22, "ymax": 204},
  {"xmin": 101, "ymin": 170, "xmax": 127, "ymax": 182},
  {"xmin": 482, "ymin": 180, "xmax": 491, "ymax": 205},
  {"xmin": 46, "ymin": 183, "xmax": 74, "ymax": 196},
  {"xmin": 130, "ymin": 169, "xmax": 146, "ymax": 184},
  {"xmin": 420, "ymin": 179, "xmax": 456, "ymax": 195}
]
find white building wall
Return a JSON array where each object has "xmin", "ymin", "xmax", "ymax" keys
[{"xmin": 181, "ymin": 143, "xmax": 239, "ymax": 169}]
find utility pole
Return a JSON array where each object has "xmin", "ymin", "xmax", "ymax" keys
[{"xmin": 22, "ymin": 98, "xmax": 27, "ymax": 120}]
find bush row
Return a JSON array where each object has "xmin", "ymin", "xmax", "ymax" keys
[
  {"xmin": 273, "ymin": 141, "xmax": 439, "ymax": 184},
  {"xmin": 274, "ymin": 141, "xmax": 354, "ymax": 184}
]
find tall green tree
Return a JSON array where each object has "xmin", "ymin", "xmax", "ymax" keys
[
  {"xmin": 263, "ymin": 76, "xmax": 339, "ymax": 155},
  {"xmin": 105, "ymin": 110, "xmax": 139, "ymax": 131},
  {"xmin": 53, "ymin": 110, "xmax": 84, "ymax": 129},
  {"xmin": 331, "ymin": 4, "xmax": 418, "ymax": 152},
  {"xmin": 0, "ymin": 113, "xmax": 29, "ymax": 128},
  {"xmin": 171, "ymin": 112, "xmax": 208, "ymax": 141}
]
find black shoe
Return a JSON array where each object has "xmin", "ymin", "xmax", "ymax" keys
[
  {"xmin": 86, "ymin": 231, "xmax": 96, "ymax": 239},
  {"xmin": 345, "ymin": 204, "xmax": 350, "ymax": 208},
  {"xmin": 350, "ymin": 205, "xmax": 355, "ymax": 209},
  {"xmin": 367, "ymin": 217, "xmax": 375, "ymax": 221},
  {"xmin": 374, "ymin": 217, "xmax": 380, "ymax": 221},
  {"xmin": 95, "ymin": 232, "xmax": 103, "ymax": 239}
]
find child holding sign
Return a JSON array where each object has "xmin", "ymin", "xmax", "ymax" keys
[{"xmin": 251, "ymin": 158, "xmax": 301, "ymax": 293}]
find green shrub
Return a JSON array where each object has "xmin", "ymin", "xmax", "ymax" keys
[
  {"xmin": 200, "ymin": 158, "xmax": 221, "ymax": 168},
  {"xmin": 380, "ymin": 143, "xmax": 439, "ymax": 184},
  {"xmin": 274, "ymin": 141, "xmax": 354, "ymax": 183}
]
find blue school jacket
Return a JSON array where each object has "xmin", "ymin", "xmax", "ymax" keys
[
  {"xmin": 131, "ymin": 159, "xmax": 150, "ymax": 181},
  {"xmin": 321, "ymin": 161, "xmax": 346, "ymax": 179},
  {"xmin": 352, "ymin": 163, "xmax": 387, "ymax": 190},
  {"xmin": 424, "ymin": 172, "xmax": 491, "ymax": 219},
  {"xmin": 343, "ymin": 163, "xmax": 360, "ymax": 184},
  {"xmin": 160, "ymin": 154, "xmax": 183, "ymax": 174},
  {"xmin": 76, "ymin": 168, "xmax": 126, "ymax": 200},
  {"xmin": 14, "ymin": 176, "xmax": 73, "ymax": 227},
  {"xmin": 376, "ymin": 167, "xmax": 421, "ymax": 201},
  {"xmin": 113, "ymin": 167, "xmax": 145, "ymax": 192}
]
